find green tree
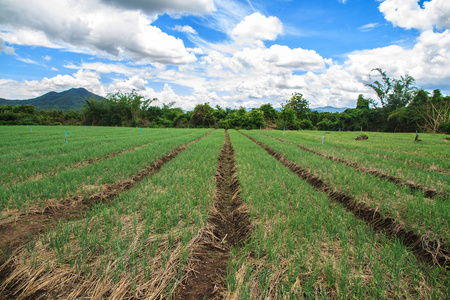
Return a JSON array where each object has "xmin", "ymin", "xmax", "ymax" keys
[
  {"xmin": 247, "ymin": 109, "xmax": 265, "ymax": 129},
  {"xmin": 366, "ymin": 68, "xmax": 416, "ymax": 112},
  {"xmin": 356, "ymin": 94, "xmax": 370, "ymax": 110},
  {"xmin": 282, "ymin": 92, "xmax": 311, "ymax": 120},
  {"xmin": 190, "ymin": 103, "xmax": 215, "ymax": 127},
  {"xmin": 259, "ymin": 103, "xmax": 278, "ymax": 120},
  {"xmin": 280, "ymin": 107, "xmax": 298, "ymax": 130}
]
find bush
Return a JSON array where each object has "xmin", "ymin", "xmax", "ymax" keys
[{"xmin": 438, "ymin": 122, "xmax": 450, "ymax": 134}]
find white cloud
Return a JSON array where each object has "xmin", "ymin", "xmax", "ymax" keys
[
  {"xmin": 358, "ymin": 23, "xmax": 381, "ymax": 32},
  {"xmin": 2, "ymin": 0, "xmax": 450, "ymax": 111},
  {"xmin": 16, "ymin": 57, "xmax": 40, "ymax": 65},
  {"xmin": 345, "ymin": 29, "xmax": 450, "ymax": 94},
  {"xmin": 108, "ymin": 76, "xmax": 149, "ymax": 92},
  {"xmin": 99, "ymin": 0, "xmax": 215, "ymax": 16},
  {"xmin": 379, "ymin": 0, "xmax": 450, "ymax": 31},
  {"xmin": 172, "ymin": 25, "xmax": 198, "ymax": 35},
  {"xmin": 0, "ymin": 69, "xmax": 104, "ymax": 99},
  {"xmin": 64, "ymin": 62, "xmax": 146, "ymax": 76},
  {"xmin": 43, "ymin": 55, "xmax": 51, "ymax": 61},
  {"xmin": 0, "ymin": 38, "xmax": 16, "ymax": 55},
  {"xmin": 0, "ymin": 0, "xmax": 196, "ymax": 64},
  {"xmin": 231, "ymin": 13, "xmax": 283, "ymax": 45},
  {"xmin": 0, "ymin": 29, "xmax": 63, "ymax": 49}
]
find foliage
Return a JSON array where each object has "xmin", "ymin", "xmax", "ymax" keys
[
  {"xmin": 2, "ymin": 81, "xmax": 449, "ymax": 134},
  {"xmin": 414, "ymin": 89, "xmax": 450, "ymax": 133},
  {"xmin": 259, "ymin": 103, "xmax": 278, "ymax": 120},
  {"xmin": 282, "ymin": 92, "xmax": 311, "ymax": 120},
  {"xmin": 190, "ymin": 103, "xmax": 215, "ymax": 127},
  {"xmin": 279, "ymin": 107, "xmax": 298, "ymax": 130},
  {"xmin": 366, "ymin": 68, "xmax": 416, "ymax": 111},
  {"xmin": 356, "ymin": 94, "xmax": 370, "ymax": 110}
]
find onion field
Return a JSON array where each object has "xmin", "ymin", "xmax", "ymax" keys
[{"xmin": 0, "ymin": 126, "xmax": 449, "ymax": 299}]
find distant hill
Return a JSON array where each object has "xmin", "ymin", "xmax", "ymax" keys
[
  {"xmin": 311, "ymin": 106, "xmax": 348, "ymax": 113},
  {"xmin": 0, "ymin": 88, "xmax": 104, "ymax": 112}
]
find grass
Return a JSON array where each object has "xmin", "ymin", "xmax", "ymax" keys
[
  {"xmin": 0, "ymin": 129, "xmax": 224, "ymax": 299},
  {"xmin": 0, "ymin": 126, "xmax": 212, "ymax": 212},
  {"xmin": 227, "ymin": 130, "xmax": 449, "ymax": 299},
  {"xmin": 0, "ymin": 126, "xmax": 196, "ymax": 186},
  {"xmin": 1, "ymin": 127, "xmax": 449, "ymax": 299},
  {"xmin": 244, "ymin": 130, "xmax": 450, "ymax": 246},
  {"xmin": 261, "ymin": 130, "xmax": 450, "ymax": 196}
]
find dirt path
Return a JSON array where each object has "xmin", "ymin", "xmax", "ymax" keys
[
  {"xmin": 260, "ymin": 133, "xmax": 447, "ymax": 199},
  {"xmin": 243, "ymin": 132, "xmax": 450, "ymax": 268},
  {"xmin": 174, "ymin": 130, "xmax": 251, "ymax": 299},
  {"xmin": 0, "ymin": 131, "xmax": 213, "ymax": 264}
]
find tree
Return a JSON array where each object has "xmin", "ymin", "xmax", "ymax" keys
[
  {"xmin": 107, "ymin": 91, "xmax": 153, "ymax": 127},
  {"xmin": 415, "ymin": 89, "xmax": 450, "ymax": 133},
  {"xmin": 247, "ymin": 109, "xmax": 265, "ymax": 129},
  {"xmin": 190, "ymin": 103, "xmax": 215, "ymax": 127},
  {"xmin": 366, "ymin": 68, "xmax": 416, "ymax": 112},
  {"xmin": 282, "ymin": 92, "xmax": 311, "ymax": 120},
  {"xmin": 356, "ymin": 94, "xmax": 370, "ymax": 110},
  {"xmin": 280, "ymin": 107, "xmax": 298, "ymax": 130},
  {"xmin": 259, "ymin": 103, "xmax": 278, "ymax": 120}
]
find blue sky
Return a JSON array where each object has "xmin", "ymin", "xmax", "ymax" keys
[{"xmin": 0, "ymin": 0, "xmax": 449, "ymax": 110}]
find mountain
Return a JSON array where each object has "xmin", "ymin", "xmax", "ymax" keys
[
  {"xmin": 311, "ymin": 106, "xmax": 348, "ymax": 113},
  {"xmin": 0, "ymin": 88, "xmax": 103, "ymax": 112}
]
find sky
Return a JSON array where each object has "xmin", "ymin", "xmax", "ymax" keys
[{"xmin": 0, "ymin": 0, "xmax": 449, "ymax": 110}]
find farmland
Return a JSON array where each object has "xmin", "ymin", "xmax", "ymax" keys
[{"xmin": 0, "ymin": 126, "xmax": 449, "ymax": 299}]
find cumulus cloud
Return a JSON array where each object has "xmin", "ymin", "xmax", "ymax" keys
[
  {"xmin": 0, "ymin": 0, "xmax": 196, "ymax": 64},
  {"xmin": 99, "ymin": 0, "xmax": 215, "ymax": 15},
  {"xmin": 172, "ymin": 25, "xmax": 198, "ymax": 35},
  {"xmin": 379, "ymin": 0, "xmax": 450, "ymax": 31},
  {"xmin": 345, "ymin": 29, "xmax": 450, "ymax": 92},
  {"xmin": 64, "ymin": 62, "xmax": 146, "ymax": 76},
  {"xmin": 0, "ymin": 38, "xmax": 16, "ymax": 55},
  {"xmin": 0, "ymin": 69, "xmax": 104, "ymax": 99},
  {"xmin": 231, "ymin": 13, "xmax": 283, "ymax": 45}
]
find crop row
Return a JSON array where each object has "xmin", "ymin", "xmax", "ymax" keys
[
  {"xmin": 0, "ymin": 127, "xmax": 197, "ymax": 185},
  {"xmin": 0, "ymin": 128, "xmax": 211, "ymax": 212},
  {"xmin": 296, "ymin": 130, "xmax": 449, "ymax": 167},
  {"xmin": 260, "ymin": 132, "xmax": 447, "ymax": 199},
  {"xmin": 227, "ymin": 130, "xmax": 449, "ymax": 298},
  {"xmin": 245, "ymin": 130, "xmax": 450, "ymax": 247},
  {"xmin": 0, "ymin": 128, "xmax": 448, "ymax": 299},
  {"xmin": 0, "ymin": 129, "xmax": 225, "ymax": 299},
  {"xmin": 262, "ymin": 130, "xmax": 449, "ymax": 193}
]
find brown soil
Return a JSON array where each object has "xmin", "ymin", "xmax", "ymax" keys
[
  {"xmin": 441, "ymin": 137, "xmax": 450, "ymax": 141},
  {"xmin": 261, "ymin": 133, "xmax": 446, "ymax": 200},
  {"xmin": 0, "ymin": 131, "xmax": 213, "ymax": 264},
  {"xmin": 243, "ymin": 132, "xmax": 450, "ymax": 268},
  {"xmin": 174, "ymin": 130, "xmax": 251, "ymax": 299}
]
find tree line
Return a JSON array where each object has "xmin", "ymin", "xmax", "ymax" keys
[{"xmin": 1, "ymin": 69, "xmax": 449, "ymax": 133}]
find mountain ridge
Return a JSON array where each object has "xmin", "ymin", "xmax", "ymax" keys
[
  {"xmin": 0, "ymin": 88, "xmax": 103, "ymax": 112},
  {"xmin": 311, "ymin": 106, "xmax": 348, "ymax": 113}
]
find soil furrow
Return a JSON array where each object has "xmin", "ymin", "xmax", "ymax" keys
[
  {"xmin": 174, "ymin": 130, "xmax": 251, "ymax": 300},
  {"xmin": 260, "ymin": 133, "xmax": 447, "ymax": 200},
  {"xmin": 0, "ymin": 131, "xmax": 213, "ymax": 263},
  {"xmin": 242, "ymin": 131, "xmax": 450, "ymax": 268}
]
